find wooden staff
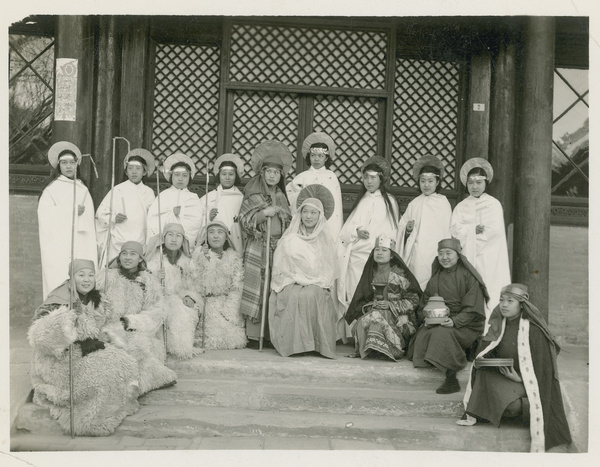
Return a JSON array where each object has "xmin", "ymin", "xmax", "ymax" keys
[
  {"xmin": 103, "ymin": 138, "xmax": 118, "ymax": 288},
  {"xmin": 68, "ymin": 167, "xmax": 78, "ymax": 438},
  {"xmin": 200, "ymin": 165, "xmax": 210, "ymax": 348},
  {"xmin": 259, "ymin": 216, "xmax": 272, "ymax": 351},
  {"xmin": 156, "ymin": 165, "xmax": 168, "ymax": 363}
]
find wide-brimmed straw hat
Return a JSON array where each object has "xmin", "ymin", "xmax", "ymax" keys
[
  {"xmin": 460, "ymin": 157, "xmax": 494, "ymax": 185},
  {"xmin": 163, "ymin": 153, "xmax": 197, "ymax": 181},
  {"xmin": 48, "ymin": 141, "xmax": 82, "ymax": 168},
  {"xmin": 250, "ymin": 140, "xmax": 294, "ymax": 177},
  {"xmin": 296, "ymin": 184, "xmax": 335, "ymax": 220},
  {"xmin": 124, "ymin": 148, "xmax": 156, "ymax": 176},
  {"xmin": 213, "ymin": 153, "xmax": 244, "ymax": 177},
  {"xmin": 301, "ymin": 132, "xmax": 336, "ymax": 159}
]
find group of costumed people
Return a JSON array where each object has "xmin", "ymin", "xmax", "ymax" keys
[{"xmin": 31, "ymin": 134, "xmax": 570, "ymax": 451}]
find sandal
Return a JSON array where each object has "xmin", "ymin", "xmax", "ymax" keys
[{"xmin": 456, "ymin": 413, "xmax": 477, "ymax": 426}]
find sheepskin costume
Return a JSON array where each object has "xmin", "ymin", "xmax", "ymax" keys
[
  {"xmin": 101, "ymin": 267, "xmax": 177, "ymax": 395},
  {"xmin": 185, "ymin": 248, "xmax": 247, "ymax": 350},
  {"xmin": 147, "ymin": 253, "xmax": 201, "ymax": 360},
  {"xmin": 28, "ymin": 293, "xmax": 140, "ymax": 436}
]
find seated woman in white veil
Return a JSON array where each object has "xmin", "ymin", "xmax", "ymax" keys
[{"xmin": 268, "ymin": 185, "xmax": 338, "ymax": 359}]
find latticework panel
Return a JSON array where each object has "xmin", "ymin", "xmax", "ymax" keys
[
  {"xmin": 152, "ymin": 43, "xmax": 221, "ymax": 170},
  {"xmin": 313, "ymin": 95, "xmax": 380, "ymax": 185},
  {"xmin": 392, "ymin": 58, "xmax": 460, "ymax": 189},
  {"xmin": 230, "ymin": 91, "xmax": 299, "ymax": 178},
  {"xmin": 229, "ymin": 24, "xmax": 387, "ymax": 90}
]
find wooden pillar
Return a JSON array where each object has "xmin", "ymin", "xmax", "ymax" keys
[
  {"xmin": 464, "ymin": 51, "xmax": 492, "ymax": 160},
  {"xmin": 52, "ymin": 16, "xmax": 95, "ymax": 185},
  {"xmin": 513, "ymin": 17, "xmax": 555, "ymax": 320},
  {"xmin": 489, "ymin": 34, "xmax": 517, "ymax": 274},
  {"xmin": 119, "ymin": 17, "xmax": 154, "ymax": 181},
  {"xmin": 90, "ymin": 16, "xmax": 122, "ymax": 204}
]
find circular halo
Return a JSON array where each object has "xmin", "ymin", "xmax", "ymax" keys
[
  {"xmin": 124, "ymin": 148, "xmax": 156, "ymax": 176},
  {"xmin": 48, "ymin": 141, "xmax": 82, "ymax": 169},
  {"xmin": 213, "ymin": 153, "xmax": 244, "ymax": 177},
  {"xmin": 296, "ymin": 184, "xmax": 335, "ymax": 220},
  {"xmin": 250, "ymin": 140, "xmax": 294, "ymax": 177},
  {"xmin": 163, "ymin": 153, "xmax": 197, "ymax": 182},
  {"xmin": 361, "ymin": 156, "xmax": 390, "ymax": 183},
  {"xmin": 412, "ymin": 155, "xmax": 445, "ymax": 181},
  {"xmin": 460, "ymin": 157, "xmax": 494, "ymax": 186},
  {"xmin": 301, "ymin": 132, "xmax": 336, "ymax": 159}
]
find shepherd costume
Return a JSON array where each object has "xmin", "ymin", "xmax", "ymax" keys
[
  {"xmin": 239, "ymin": 141, "xmax": 293, "ymax": 341},
  {"xmin": 98, "ymin": 243, "xmax": 176, "ymax": 395},
  {"xmin": 451, "ymin": 158, "xmax": 511, "ymax": 321},
  {"xmin": 28, "ymin": 260, "xmax": 140, "ymax": 436},
  {"xmin": 147, "ymin": 223, "xmax": 200, "ymax": 360},
  {"xmin": 286, "ymin": 132, "xmax": 344, "ymax": 238},
  {"xmin": 461, "ymin": 284, "xmax": 572, "ymax": 452},
  {"xmin": 38, "ymin": 142, "xmax": 97, "ymax": 298},
  {"xmin": 269, "ymin": 189, "xmax": 338, "ymax": 359},
  {"xmin": 409, "ymin": 238, "xmax": 489, "ymax": 392},
  {"xmin": 96, "ymin": 148, "xmax": 156, "ymax": 266},
  {"xmin": 345, "ymin": 236, "xmax": 421, "ymax": 361},
  {"xmin": 185, "ymin": 221, "xmax": 246, "ymax": 350}
]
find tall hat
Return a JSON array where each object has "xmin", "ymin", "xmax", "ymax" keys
[
  {"xmin": 163, "ymin": 153, "xmax": 197, "ymax": 181},
  {"xmin": 213, "ymin": 153, "xmax": 244, "ymax": 177},
  {"xmin": 296, "ymin": 184, "xmax": 335, "ymax": 220},
  {"xmin": 124, "ymin": 148, "xmax": 156, "ymax": 176},
  {"xmin": 48, "ymin": 141, "xmax": 82, "ymax": 168},
  {"xmin": 250, "ymin": 140, "xmax": 294, "ymax": 177},
  {"xmin": 374, "ymin": 234, "xmax": 396, "ymax": 250},
  {"xmin": 301, "ymin": 132, "xmax": 336, "ymax": 159},
  {"xmin": 361, "ymin": 156, "xmax": 390, "ymax": 183},
  {"xmin": 460, "ymin": 157, "xmax": 494, "ymax": 185},
  {"xmin": 412, "ymin": 155, "xmax": 445, "ymax": 181}
]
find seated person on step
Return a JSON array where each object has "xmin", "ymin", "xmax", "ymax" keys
[{"xmin": 457, "ymin": 283, "xmax": 572, "ymax": 453}]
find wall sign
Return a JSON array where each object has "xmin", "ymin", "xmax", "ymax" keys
[{"xmin": 54, "ymin": 58, "xmax": 78, "ymax": 121}]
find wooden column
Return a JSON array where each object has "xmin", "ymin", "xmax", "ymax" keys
[
  {"xmin": 488, "ymin": 34, "xmax": 517, "ymax": 274},
  {"xmin": 119, "ymin": 17, "xmax": 154, "ymax": 180},
  {"xmin": 464, "ymin": 51, "xmax": 491, "ymax": 160},
  {"xmin": 513, "ymin": 17, "xmax": 555, "ymax": 321},
  {"xmin": 90, "ymin": 16, "xmax": 122, "ymax": 204},
  {"xmin": 52, "ymin": 16, "xmax": 95, "ymax": 185}
]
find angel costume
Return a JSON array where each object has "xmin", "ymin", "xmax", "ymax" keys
[
  {"xmin": 268, "ymin": 198, "xmax": 338, "ymax": 359},
  {"xmin": 197, "ymin": 185, "xmax": 244, "ymax": 253},
  {"xmin": 38, "ymin": 175, "xmax": 98, "ymax": 298}
]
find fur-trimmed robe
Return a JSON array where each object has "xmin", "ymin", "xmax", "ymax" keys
[
  {"xmin": 147, "ymin": 254, "xmax": 201, "ymax": 360},
  {"xmin": 98, "ymin": 268, "xmax": 177, "ymax": 395},
  {"xmin": 28, "ymin": 294, "xmax": 140, "ymax": 436},
  {"xmin": 185, "ymin": 248, "xmax": 247, "ymax": 350}
]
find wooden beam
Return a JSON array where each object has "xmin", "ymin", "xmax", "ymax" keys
[
  {"xmin": 464, "ymin": 51, "xmax": 491, "ymax": 160},
  {"xmin": 513, "ymin": 17, "xmax": 555, "ymax": 321}
]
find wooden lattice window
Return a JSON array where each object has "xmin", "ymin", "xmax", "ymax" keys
[
  {"xmin": 9, "ymin": 34, "xmax": 55, "ymax": 165},
  {"xmin": 151, "ymin": 43, "xmax": 221, "ymax": 169},
  {"xmin": 392, "ymin": 58, "xmax": 460, "ymax": 190}
]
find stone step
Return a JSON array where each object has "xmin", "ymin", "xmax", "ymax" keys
[
  {"xmin": 14, "ymin": 403, "xmax": 531, "ymax": 452},
  {"xmin": 139, "ymin": 378, "xmax": 464, "ymax": 417}
]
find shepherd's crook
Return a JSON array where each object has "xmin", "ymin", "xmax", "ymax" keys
[
  {"xmin": 68, "ymin": 169, "xmax": 78, "ymax": 438},
  {"xmin": 156, "ymin": 165, "xmax": 168, "ymax": 363},
  {"xmin": 259, "ymin": 216, "xmax": 272, "ymax": 351}
]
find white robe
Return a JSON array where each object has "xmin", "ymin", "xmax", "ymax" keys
[
  {"xmin": 286, "ymin": 166, "xmax": 344, "ymax": 239},
  {"xmin": 450, "ymin": 193, "xmax": 511, "ymax": 319},
  {"xmin": 96, "ymin": 180, "xmax": 155, "ymax": 265},
  {"xmin": 37, "ymin": 176, "xmax": 98, "ymax": 298},
  {"xmin": 197, "ymin": 185, "xmax": 244, "ymax": 253},
  {"xmin": 395, "ymin": 193, "xmax": 452, "ymax": 291},
  {"xmin": 146, "ymin": 186, "xmax": 203, "ymax": 249},
  {"xmin": 334, "ymin": 190, "xmax": 399, "ymax": 337}
]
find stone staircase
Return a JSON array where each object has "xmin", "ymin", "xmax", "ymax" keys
[{"xmin": 13, "ymin": 343, "xmax": 532, "ymax": 451}]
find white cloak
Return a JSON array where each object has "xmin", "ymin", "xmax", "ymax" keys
[
  {"xmin": 37, "ymin": 175, "xmax": 98, "ymax": 298},
  {"xmin": 395, "ymin": 193, "xmax": 452, "ymax": 291},
  {"xmin": 286, "ymin": 166, "xmax": 344, "ymax": 239},
  {"xmin": 146, "ymin": 186, "xmax": 203, "ymax": 249},
  {"xmin": 334, "ymin": 190, "xmax": 399, "ymax": 320},
  {"xmin": 96, "ymin": 180, "xmax": 155, "ymax": 265},
  {"xmin": 197, "ymin": 185, "xmax": 244, "ymax": 253},
  {"xmin": 450, "ymin": 193, "xmax": 511, "ymax": 318}
]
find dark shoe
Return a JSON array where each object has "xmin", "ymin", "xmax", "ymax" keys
[{"xmin": 436, "ymin": 378, "xmax": 461, "ymax": 394}]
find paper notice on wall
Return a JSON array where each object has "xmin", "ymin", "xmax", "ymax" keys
[{"xmin": 54, "ymin": 58, "xmax": 78, "ymax": 121}]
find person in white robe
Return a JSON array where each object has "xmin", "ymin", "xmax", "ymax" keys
[
  {"xmin": 197, "ymin": 153, "xmax": 245, "ymax": 254},
  {"xmin": 38, "ymin": 141, "xmax": 97, "ymax": 299},
  {"xmin": 286, "ymin": 132, "xmax": 344, "ymax": 239},
  {"xmin": 147, "ymin": 223, "xmax": 200, "ymax": 360},
  {"xmin": 146, "ymin": 153, "xmax": 203, "ymax": 249},
  {"xmin": 96, "ymin": 148, "xmax": 156, "ymax": 267},
  {"xmin": 396, "ymin": 156, "xmax": 452, "ymax": 290},
  {"xmin": 450, "ymin": 158, "xmax": 511, "ymax": 324},
  {"xmin": 334, "ymin": 156, "xmax": 399, "ymax": 340}
]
